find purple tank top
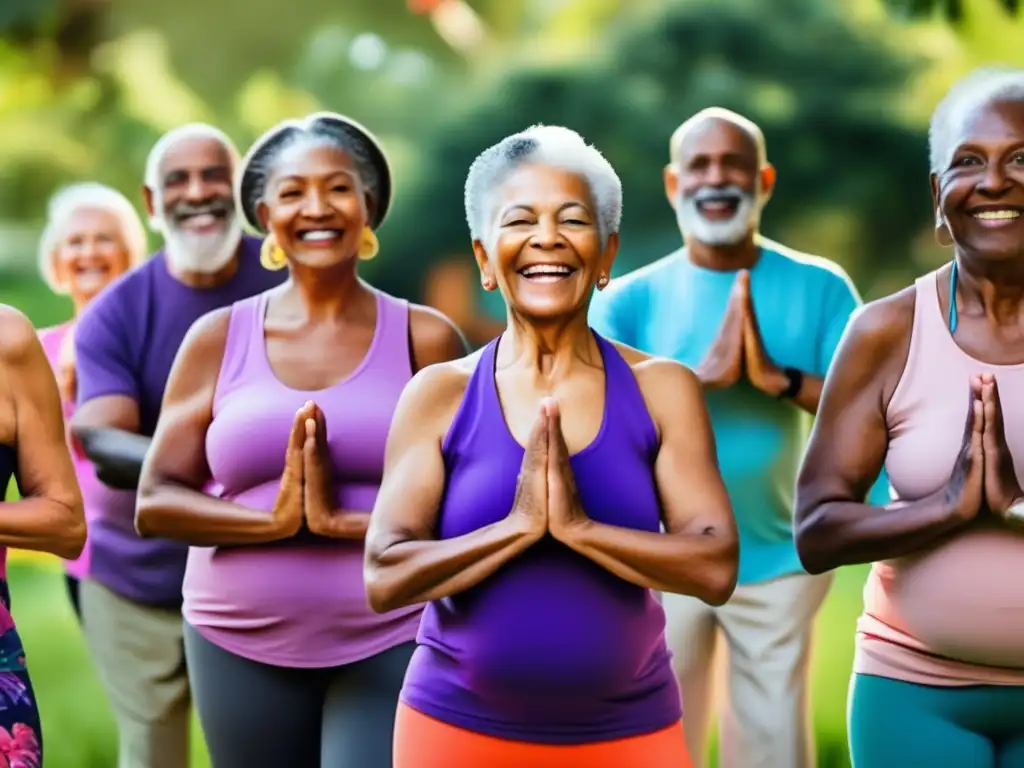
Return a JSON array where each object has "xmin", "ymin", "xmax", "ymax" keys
[
  {"xmin": 182, "ymin": 289, "xmax": 422, "ymax": 668},
  {"xmin": 401, "ymin": 333, "xmax": 681, "ymax": 744}
]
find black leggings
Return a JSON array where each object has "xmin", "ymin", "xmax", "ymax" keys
[{"xmin": 183, "ymin": 622, "xmax": 413, "ymax": 768}]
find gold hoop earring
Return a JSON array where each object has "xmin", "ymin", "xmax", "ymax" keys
[
  {"xmin": 260, "ymin": 236, "xmax": 288, "ymax": 271},
  {"xmin": 935, "ymin": 223, "xmax": 954, "ymax": 248},
  {"xmin": 358, "ymin": 227, "xmax": 379, "ymax": 261}
]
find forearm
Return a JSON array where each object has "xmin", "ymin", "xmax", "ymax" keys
[
  {"xmin": 0, "ymin": 498, "xmax": 85, "ymax": 560},
  {"xmin": 795, "ymin": 493, "xmax": 964, "ymax": 573},
  {"xmin": 311, "ymin": 510, "xmax": 371, "ymax": 540},
  {"xmin": 75, "ymin": 427, "xmax": 150, "ymax": 490},
  {"xmin": 136, "ymin": 483, "xmax": 292, "ymax": 546},
  {"xmin": 366, "ymin": 517, "xmax": 538, "ymax": 613},
  {"xmin": 559, "ymin": 521, "xmax": 739, "ymax": 605}
]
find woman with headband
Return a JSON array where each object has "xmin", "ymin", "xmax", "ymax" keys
[
  {"xmin": 365, "ymin": 125, "xmax": 739, "ymax": 768},
  {"xmin": 136, "ymin": 112, "xmax": 467, "ymax": 767},
  {"xmin": 36, "ymin": 181, "xmax": 147, "ymax": 618}
]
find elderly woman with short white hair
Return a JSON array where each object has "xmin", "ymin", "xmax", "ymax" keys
[
  {"xmin": 365, "ymin": 125, "xmax": 739, "ymax": 768},
  {"xmin": 36, "ymin": 181, "xmax": 147, "ymax": 617}
]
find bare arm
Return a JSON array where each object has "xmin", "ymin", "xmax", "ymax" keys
[
  {"xmin": 558, "ymin": 356, "xmax": 739, "ymax": 605},
  {"xmin": 364, "ymin": 362, "xmax": 539, "ymax": 613},
  {"xmin": 309, "ymin": 305, "xmax": 470, "ymax": 540},
  {"xmin": 136, "ymin": 310, "xmax": 301, "ymax": 545},
  {"xmin": 794, "ymin": 293, "xmax": 969, "ymax": 574},
  {"xmin": 0, "ymin": 308, "xmax": 85, "ymax": 559}
]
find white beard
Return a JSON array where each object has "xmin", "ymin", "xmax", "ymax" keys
[
  {"xmin": 160, "ymin": 217, "xmax": 243, "ymax": 274},
  {"xmin": 674, "ymin": 185, "xmax": 762, "ymax": 247}
]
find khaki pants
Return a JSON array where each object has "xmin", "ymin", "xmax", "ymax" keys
[
  {"xmin": 663, "ymin": 571, "xmax": 833, "ymax": 768},
  {"xmin": 80, "ymin": 578, "xmax": 190, "ymax": 768}
]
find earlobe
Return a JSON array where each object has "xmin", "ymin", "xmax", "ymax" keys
[
  {"xmin": 255, "ymin": 200, "xmax": 271, "ymax": 232},
  {"xmin": 663, "ymin": 164, "xmax": 678, "ymax": 205},
  {"xmin": 760, "ymin": 164, "xmax": 777, "ymax": 196},
  {"xmin": 141, "ymin": 186, "xmax": 155, "ymax": 218}
]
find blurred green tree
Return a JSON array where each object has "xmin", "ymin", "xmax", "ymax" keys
[
  {"xmin": 373, "ymin": 0, "xmax": 930, "ymax": 300},
  {"xmin": 882, "ymin": 0, "xmax": 1018, "ymax": 21}
]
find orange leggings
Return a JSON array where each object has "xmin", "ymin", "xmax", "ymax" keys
[{"xmin": 393, "ymin": 703, "xmax": 693, "ymax": 768}]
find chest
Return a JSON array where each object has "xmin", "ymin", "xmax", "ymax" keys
[
  {"xmin": 264, "ymin": 322, "xmax": 377, "ymax": 391},
  {"xmin": 207, "ymin": 373, "xmax": 406, "ymax": 493},
  {"xmin": 638, "ymin": 278, "xmax": 821, "ymax": 371},
  {"xmin": 887, "ymin": 369, "xmax": 1024, "ymax": 500},
  {"xmin": 494, "ymin": 369, "xmax": 606, "ymax": 456}
]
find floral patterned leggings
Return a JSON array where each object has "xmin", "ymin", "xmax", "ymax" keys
[{"xmin": 0, "ymin": 579, "xmax": 42, "ymax": 768}]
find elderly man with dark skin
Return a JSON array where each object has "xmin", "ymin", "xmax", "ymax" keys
[{"xmin": 590, "ymin": 107, "xmax": 870, "ymax": 768}]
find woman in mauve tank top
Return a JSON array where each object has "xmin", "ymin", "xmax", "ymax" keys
[
  {"xmin": 136, "ymin": 113, "xmax": 467, "ymax": 768},
  {"xmin": 364, "ymin": 125, "xmax": 739, "ymax": 768},
  {"xmin": 35, "ymin": 182, "xmax": 145, "ymax": 620},
  {"xmin": 795, "ymin": 68, "xmax": 1024, "ymax": 767}
]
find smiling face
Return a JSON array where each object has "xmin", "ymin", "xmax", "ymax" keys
[
  {"xmin": 666, "ymin": 118, "xmax": 770, "ymax": 246},
  {"xmin": 53, "ymin": 206, "xmax": 131, "ymax": 304},
  {"xmin": 473, "ymin": 163, "xmax": 616, "ymax": 323},
  {"xmin": 933, "ymin": 97, "xmax": 1024, "ymax": 261},
  {"xmin": 259, "ymin": 140, "xmax": 370, "ymax": 270}
]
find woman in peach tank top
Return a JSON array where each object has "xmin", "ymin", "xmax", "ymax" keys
[{"xmin": 795, "ymin": 67, "xmax": 1024, "ymax": 767}]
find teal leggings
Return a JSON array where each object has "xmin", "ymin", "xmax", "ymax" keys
[{"xmin": 849, "ymin": 674, "xmax": 1024, "ymax": 767}]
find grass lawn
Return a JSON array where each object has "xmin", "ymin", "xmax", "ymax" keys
[{"xmin": 8, "ymin": 554, "xmax": 868, "ymax": 768}]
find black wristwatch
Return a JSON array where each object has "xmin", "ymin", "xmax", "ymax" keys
[{"xmin": 778, "ymin": 367, "xmax": 803, "ymax": 400}]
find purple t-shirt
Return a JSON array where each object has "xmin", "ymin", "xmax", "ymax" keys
[{"xmin": 74, "ymin": 235, "xmax": 284, "ymax": 606}]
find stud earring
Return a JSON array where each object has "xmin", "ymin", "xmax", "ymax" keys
[
  {"xmin": 482, "ymin": 276, "xmax": 497, "ymax": 291},
  {"xmin": 597, "ymin": 275, "xmax": 610, "ymax": 290}
]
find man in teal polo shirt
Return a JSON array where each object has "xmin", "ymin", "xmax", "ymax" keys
[{"xmin": 590, "ymin": 108, "xmax": 864, "ymax": 768}]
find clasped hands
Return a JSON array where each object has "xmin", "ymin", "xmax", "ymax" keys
[
  {"xmin": 697, "ymin": 270, "xmax": 788, "ymax": 395},
  {"xmin": 508, "ymin": 398, "xmax": 590, "ymax": 543},
  {"xmin": 273, "ymin": 400, "xmax": 336, "ymax": 537},
  {"xmin": 951, "ymin": 373, "xmax": 1024, "ymax": 526}
]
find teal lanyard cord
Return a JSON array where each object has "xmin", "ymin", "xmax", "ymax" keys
[{"xmin": 948, "ymin": 260, "xmax": 959, "ymax": 334}]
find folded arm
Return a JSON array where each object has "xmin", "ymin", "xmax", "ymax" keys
[
  {"xmin": 795, "ymin": 294, "xmax": 967, "ymax": 574},
  {"xmin": 364, "ymin": 362, "xmax": 536, "ymax": 613},
  {"xmin": 561, "ymin": 355, "xmax": 739, "ymax": 605},
  {"xmin": 0, "ymin": 308, "xmax": 85, "ymax": 559},
  {"xmin": 136, "ymin": 310, "xmax": 296, "ymax": 546}
]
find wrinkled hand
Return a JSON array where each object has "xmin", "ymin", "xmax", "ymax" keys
[
  {"xmin": 508, "ymin": 401, "xmax": 549, "ymax": 541},
  {"xmin": 303, "ymin": 402, "xmax": 336, "ymax": 535},
  {"xmin": 944, "ymin": 384, "xmax": 985, "ymax": 523},
  {"xmin": 272, "ymin": 402, "xmax": 309, "ymax": 538},
  {"xmin": 976, "ymin": 374, "xmax": 1023, "ymax": 521},
  {"xmin": 739, "ymin": 271, "xmax": 787, "ymax": 396},
  {"xmin": 546, "ymin": 400, "xmax": 589, "ymax": 542},
  {"xmin": 694, "ymin": 274, "xmax": 745, "ymax": 390}
]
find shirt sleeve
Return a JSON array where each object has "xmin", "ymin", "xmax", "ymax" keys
[
  {"xmin": 815, "ymin": 267, "xmax": 863, "ymax": 377},
  {"xmin": 588, "ymin": 284, "xmax": 635, "ymax": 346},
  {"xmin": 75, "ymin": 290, "xmax": 140, "ymax": 406}
]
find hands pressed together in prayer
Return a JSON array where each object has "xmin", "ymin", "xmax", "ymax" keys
[
  {"xmin": 509, "ymin": 398, "xmax": 590, "ymax": 545},
  {"xmin": 695, "ymin": 270, "xmax": 790, "ymax": 396},
  {"xmin": 273, "ymin": 400, "xmax": 341, "ymax": 537},
  {"xmin": 948, "ymin": 373, "xmax": 1024, "ymax": 528}
]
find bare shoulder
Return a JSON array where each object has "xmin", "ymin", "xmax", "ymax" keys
[
  {"xmin": 838, "ymin": 286, "xmax": 916, "ymax": 366},
  {"xmin": 178, "ymin": 306, "xmax": 232, "ymax": 364},
  {"xmin": 408, "ymin": 302, "xmax": 470, "ymax": 369},
  {"xmin": 608, "ymin": 340, "xmax": 701, "ymax": 419},
  {"xmin": 0, "ymin": 305, "xmax": 44, "ymax": 366}
]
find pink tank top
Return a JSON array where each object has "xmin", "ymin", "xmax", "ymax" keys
[
  {"xmin": 38, "ymin": 322, "xmax": 101, "ymax": 580},
  {"xmin": 182, "ymin": 290, "xmax": 422, "ymax": 668},
  {"xmin": 856, "ymin": 269, "xmax": 1024, "ymax": 686}
]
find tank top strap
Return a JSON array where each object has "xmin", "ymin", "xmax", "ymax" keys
[
  {"xmin": 360, "ymin": 290, "xmax": 412, "ymax": 381},
  {"xmin": 441, "ymin": 337, "xmax": 501, "ymax": 459},
  {"xmin": 888, "ymin": 270, "xmax": 949, "ymax": 417},
  {"xmin": 594, "ymin": 333, "xmax": 659, "ymax": 456},
  {"xmin": 213, "ymin": 292, "xmax": 268, "ymax": 412}
]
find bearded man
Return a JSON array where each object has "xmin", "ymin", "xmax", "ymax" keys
[
  {"xmin": 71, "ymin": 123, "xmax": 285, "ymax": 768},
  {"xmin": 590, "ymin": 108, "xmax": 861, "ymax": 768}
]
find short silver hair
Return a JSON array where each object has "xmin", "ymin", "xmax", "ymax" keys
[
  {"xmin": 38, "ymin": 182, "xmax": 148, "ymax": 293},
  {"xmin": 464, "ymin": 125, "xmax": 622, "ymax": 249},
  {"xmin": 929, "ymin": 66, "xmax": 1024, "ymax": 173}
]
